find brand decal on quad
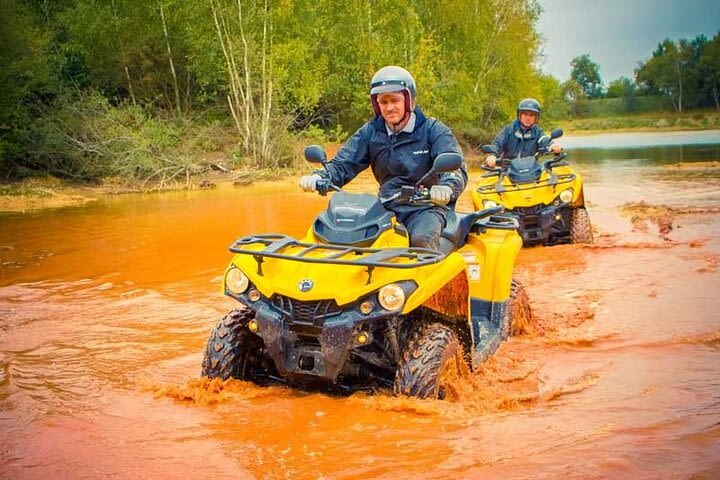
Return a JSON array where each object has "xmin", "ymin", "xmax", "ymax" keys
[{"xmin": 298, "ymin": 279, "xmax": 314, "ymax": 292}]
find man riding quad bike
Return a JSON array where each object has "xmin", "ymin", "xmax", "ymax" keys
[
  {"xmin": 474, "ymin": 98, "xmax": 592, "ymax": 246},
  {"xmin": 201, "ymin": 147, "xmax": 532, "ymax": 399},
  {"xmin": 474, "ymin": 128, "xmax": 593, "ymax": 246}
]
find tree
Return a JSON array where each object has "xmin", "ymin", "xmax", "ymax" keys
[
  {"xmin": 0, "ymin": 0, "xmax": 50, "ymax": 172},
  {"xmin": 537, "ymin": 73, "xmax": 567, "ymax": 121},
  {"xmin": 1, "ymin": 0, "xmax": 552, "ymax": 178},
  {"xmin": 636, "ymin": 36, "xmax": 708, "ymax": 111},
  {"xmin": 561, "ymin": 79, "xmax": 587, "ymax": 117},
  {"xmin": 606, "ymin": 76, "xmax": 637, "ymax": 112},
  {"xmin": 570, "ymin": 54, "xmax": 603, "ymax": 99},
  {"xmin": 696, "ymin": 33, "xmax": 720, "ymax": 110}
]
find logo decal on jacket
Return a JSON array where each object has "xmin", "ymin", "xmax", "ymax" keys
[{"xmin": 413, "ymin": 149, "xmax": 429, "ymax": 155}]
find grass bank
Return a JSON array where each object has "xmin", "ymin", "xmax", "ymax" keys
[
  {"xmin": 559, "ymin": 110, "xmax": 720, "ymax": 135},
  {"xmin": 3, "ymin": 110, "xmax": 719, "ymax": 213}
]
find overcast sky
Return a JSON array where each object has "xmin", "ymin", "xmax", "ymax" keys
[{"xmin": 536, "ymin": 0, "xmax": 720, "ymax": 84}]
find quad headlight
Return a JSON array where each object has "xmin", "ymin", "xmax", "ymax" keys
[
  {"xmin": 225, "ymin": 266, "xmax": 249, "ymax": 294},
  {"xmin": 378, "ymin": 283, "xmax": 406, "ymax": 311},
  {"xmin": 483, "ymin": 199, "xmax": 498, "ymax": 209},
  {"xmin": 559, "ymin": 188, "xmax": 574, "ymax": 203}
]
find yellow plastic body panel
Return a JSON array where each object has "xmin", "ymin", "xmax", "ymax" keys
[
  {"xmin": 458, "ymin": 227, "xmax": 522, "ymax": 302},
  {"xmin": 471, "ymin": 165, "xmax": 585, "ymax": 210},
  {"xmin": 227, "ymin": 246, "xmax": 423, "ymax": 307},
  {"xmin": 224, "ymin": 223, "xmax": 521, "ymax": 313}
]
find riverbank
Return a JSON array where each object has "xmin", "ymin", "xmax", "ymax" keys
[
  {"xmin": 0, "ymin": 169, "xmax": 299, "ymax": 213},
  {"xmin": 561, "ymin": 110, "xmax": 720, "ymax": 135},
  {"xmin": 3, "ymin": 126, "xmax": 720, "ymax": 213}
]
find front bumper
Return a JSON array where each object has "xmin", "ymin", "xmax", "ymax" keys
[
  {"xmin": 231, "ymin": 294, "xmax": 397, "ymax": 386},
  {"xmin": 509, "ymin": 204, "xmax": 569, "ymax": 245}
]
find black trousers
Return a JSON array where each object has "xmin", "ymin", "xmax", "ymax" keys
[{"xmin": 395, "ymin": 207, "xmax": 447, "ymax": 251}]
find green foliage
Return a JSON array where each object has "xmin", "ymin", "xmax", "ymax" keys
[
  {"xmin": 561, "ymin": 79, "xmax": 588, "ymax": 117},
  {"xmin": 20, "ymin": 91, "xmax": 223, "ymax": 188},
  {"xmin": 606, "ymin": 77, "xmax": 635, "ymax": 98},
  {"xmin": 537, "ymin": 73, "xmax": 567, "ymax": 121},
  {"xmin": 635, "ymin": 34, "xmax": 718, "ymax": 111},
  {"xmin": 6, "ymin": 0, "xmax": 716, "ymax": 186},
  {"xmin": 696, "ymin": 33, "xmax": 720, "ymax": 109},
  {"xmin": 605, "ymin": 76, "xmax": 638, "ymax": 112},
  {"xmin": 570, "ymin": 54, "xmax": 603, "ymax": 99},
  {"xmin": 564, "ymin": 109, "xmax": 719, "ymax": 132}
]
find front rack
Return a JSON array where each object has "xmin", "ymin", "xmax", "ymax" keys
[
  {"xmin": 476, "ymin": 173, "xmax": 576, "ymax": 194},
  {"xmin": 229, "ymin": 234, "xmax": 447, "ymax": 283}
]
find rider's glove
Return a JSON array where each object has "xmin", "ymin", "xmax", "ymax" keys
[
  {"xmin": 430, "ymin": 185, "xmax": 453, "ymax": 205},
  {"xmin": 550, "ymin": 143, "xmax": 563, "ymax": 154},
  {"xmin": 485, "ymin": 155, "xmax": 498, "ymax": 168},
  {"xmin": 299, "ymin": 173, "xmax": 323, "ymax": 192}
]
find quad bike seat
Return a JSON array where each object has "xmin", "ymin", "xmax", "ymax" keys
[{"xmin": 440, "ymin": 212, "xmax": 480, "ymax": 254}]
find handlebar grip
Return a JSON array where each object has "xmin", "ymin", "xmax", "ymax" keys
[
  {"xmin": 481, "ymin": 205, "xmax": 504, "ymax": 217},
  {"xmin": 316, "ymin": 178, "xmax": 333, "ymax": 196}
]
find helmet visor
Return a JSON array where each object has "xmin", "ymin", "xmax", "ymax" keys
[{"xmin": 370, "ymin": 79, "xmax": 409, "ymax": 96}]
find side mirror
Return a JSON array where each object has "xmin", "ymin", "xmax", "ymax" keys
[
  {"xmin": 304, "ymin": 145, "xmax": 327, "ymax": 165},
  {"xmin": 537, "ymin": 135, "xmax": 551, "ymax": 149},
  {"xmin": 415, "ymin": 152, "xmax": 463, "ymax": 187},
  {"xmin": 550, "ymin": 128, "xmax": 564, "ymax": 139},
  {"xmin": 432, "ymin": 152, "xmax": 463, "ymax": 173}
]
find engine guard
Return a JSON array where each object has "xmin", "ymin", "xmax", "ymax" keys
[
  {"xmin": 510, "ymin": 204, "xmax": 569, "ymax": 245},
  {"xmin": 251, "ymin": 303, "xmax": 379, "ymax": 385}
]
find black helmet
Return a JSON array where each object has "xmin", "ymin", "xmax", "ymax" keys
[
  {"xmin": 370, "ymin": 66, "xmax": 416, "ymax": 117},
  {"xmin": 517, "ymin": 98, "xmax": 541, "ymax": 116}
]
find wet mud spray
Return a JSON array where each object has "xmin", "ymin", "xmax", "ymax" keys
[{"xmin": 2, "ymin": 140, "xmax": 720, "ymax": 478}]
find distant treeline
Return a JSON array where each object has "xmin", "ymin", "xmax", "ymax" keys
[
  {"xmin": 558, "ymin": 33, "xmax": 720, "ymax": 118},
  {"xmin": 0, "ymin": 0, "xmax": 718, "ymax": 185}
]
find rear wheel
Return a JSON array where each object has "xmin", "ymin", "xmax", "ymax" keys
[
  {"xmin": 201, "ymin": 309, "xmax": 276, "ymax": 384},
  {"xmin": 505, "ymin": 279, "xmax": 534, "ymax": 337},
  {"xmin": 569, "ymin": 207, "xmax": 593, "ymax": 244},
  {"xmin": 393, "ymin": 322, "xmax": 468, "ymax": 400}
]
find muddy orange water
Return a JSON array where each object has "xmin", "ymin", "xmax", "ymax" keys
[{"xmin": 2, "ymin": 131, "xmax": 720, "ymax": 479}]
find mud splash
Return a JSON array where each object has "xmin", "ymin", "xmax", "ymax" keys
[
  {"xmin": 620, "ymin": 201, "xmax": 675, "ymax": 236},
  {"xmin": 619, "ymin": 201, "xmax": 720, "ymax": 238},
  {"xmin": 149, "ymin": 377, "xmax": 285, "ymax": 405}
]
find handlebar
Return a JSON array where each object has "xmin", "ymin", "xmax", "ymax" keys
[
  {"xmin": 380, "ymin": 185, "xmax": 434, "ymax": 206},
  {"xmin": 315, "ymin": 178, "xmax": 341, "ymax": 196},
  {"xmin": 540, "ymin": 152, "xmax": 568, "ymax": 169}
]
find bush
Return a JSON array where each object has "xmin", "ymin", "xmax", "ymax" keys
[{"xmin": 17, "ymin": 91, "xmax": 221, "ymax": 188}]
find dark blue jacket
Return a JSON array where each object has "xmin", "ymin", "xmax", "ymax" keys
[
  {"xmin": 319, "ymin": 107, "xmax": 467, "ymax": 208},
  {"xmin": 490, "ymin": 119, "xmax": 546, "ymax": 159}
]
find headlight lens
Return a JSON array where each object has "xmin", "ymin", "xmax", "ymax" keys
[
  {"xmin": 225, "ymin": 267, "xmax": 249, "ymax": 294},
  {"xmin": 483, "ymin": 199, "xmax": 498, "ymax": 209},
  {"xmin": 559, "ymin": 188, "xmax": 574, "ymax": 203},
  {"xmin": 378, "ymin": 283, "xmax": 406, "ymax": 311}
]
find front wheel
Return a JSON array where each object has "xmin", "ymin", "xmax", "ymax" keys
[
  {"xmin": 393, "ymin": 322, "xmax": 469, "ymax": 400},
  {"xmin": 569, "ymin": 207, "xmax": 593, "ymax": 244},
  {"xmin": 201, "ymin": 309, "xmax": 277, "ymax": 384}
]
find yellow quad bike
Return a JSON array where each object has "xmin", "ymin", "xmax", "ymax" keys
[
  {"xmin": 472, "ymin": 129, "xmax": 593, "ymax": 246},
  {"xmin": 201, "ymin": 146, "xmax": 530, "ymax": 399}
]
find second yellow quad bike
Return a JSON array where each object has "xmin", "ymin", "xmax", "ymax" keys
[
  {"xmin": 472, "ymin": 129, "xmax": 593, "ymax": 246},
  {"xmin": 201, "ymin": 146, "xmax": 531, "ymax": 399}
]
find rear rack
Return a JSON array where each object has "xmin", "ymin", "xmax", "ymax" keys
[{"xmin": 229, "ymin": 234, "xmax": 447, "ymax": 284}]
